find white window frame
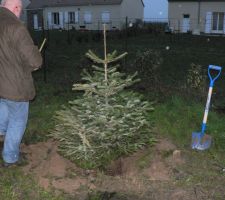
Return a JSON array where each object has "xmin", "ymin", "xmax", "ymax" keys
[
  {"xmin": 212, "ymin": 12, "xmax": 224, "ymax": 33},
  {"xmin": 84, "ymin": 11, "xmax": 92, "ymax": 24},
  {"xmin": 47, "ymin": 12, "xmax": 52, "ymax": 28},
  {"xmin": 101, "ymin": 11, "xmax": 110, "ymax": 24},
  {"xmin": 75, "ymin": 11, "xmax": 79, "ymax": 24},
  {"xmin": 205, "ymin": 12, "xmax": 212, "ymax": 33},
  {"xmin": 33, "ymin": 14, "xmax": 38, "ymax": 30}
]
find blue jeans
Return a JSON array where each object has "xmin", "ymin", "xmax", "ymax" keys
[{"xmin": 0, "ymin": 98, "xmax": 29, "ymax": 163}]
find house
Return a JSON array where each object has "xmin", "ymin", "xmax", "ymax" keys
[
  {"xmin": 0, "ymin": 1, "xmax": 28, "ymax": 23},
  {"xmin": 168, "ymin": 0, "xmax": 225, "ymax": 34},
  {"xmin": 20, "ymin": 0, "xmax": 31, "ymax": 22},
  {"xmin": 26, "ymin": 0, "xmax": 144, "ymax": 30}
]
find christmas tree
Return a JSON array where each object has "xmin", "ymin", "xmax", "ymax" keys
[{"xmin": 52, "ymin": 25, "xmax": 154, "ymax": 168}]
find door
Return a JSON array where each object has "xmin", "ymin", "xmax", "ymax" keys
[
  {"xmin": 33, "ymin": 14, "xmax": 38, "ymax": 30},
  {"xmin": 182, "ymin": 14, "xmax": 190, "ymax": 33},
  {"xmin": 212, "ymin": 12, "xmax": 224, "ymax": 33}
]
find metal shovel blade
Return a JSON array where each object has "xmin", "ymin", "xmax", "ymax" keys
[{"xmin": 192, "ymin": 132, "xmax": 212, "ymax": 150}]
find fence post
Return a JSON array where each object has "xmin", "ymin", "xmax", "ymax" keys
[
  {"xmin": 98, "ymin": 20, "xmax": 100, "ymax": 30},
  {"xmin": 125, "ymin": 16, "xmax": 128, "ymax": 52},
  {"xmin": 178, "ymin": 19, "xmax": 180, "ymax": 33},
  {"xmin": 47, "ymin": 28, "xmax": 50, "ymax": 45},
  {"xmin": 67, "ymin": 23, "xmax": 71, "ymax": 44},
  {"xmin": 41, "ymin": 15, "xmax": 45, "ymax": 39},
  {"xmin": 124, "ymin": 16, "xmax": 128, "ymax": 68},
  {"xmin": 43, "ymin": 47, "xmax": 47, "ymax": 83},
  {"xmin": 41, "ymin": 14, "xmax": 47, "ymax": 83},
  {"xmin": 46, "ymin": 17, "xmax": 50, "ymax": 45}
]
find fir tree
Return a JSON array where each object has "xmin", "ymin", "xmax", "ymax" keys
[{"xmin": 52, "ymin": 25, "xmax": 154, "ymax": 168}]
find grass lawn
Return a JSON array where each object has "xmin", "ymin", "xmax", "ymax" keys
[{"xmin": 0, "ymin": 30, "xmax": 225, "ymax": 199}]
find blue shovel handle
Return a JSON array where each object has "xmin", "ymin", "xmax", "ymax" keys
[
  {"xmin": 208, "ymin": 65, "xmax": 222, "ymax": 87},
  {"xmin": 201, "ymin": 65, "xmax": 222, "ymax": 136}
]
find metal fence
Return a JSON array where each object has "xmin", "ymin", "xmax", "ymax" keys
[
  {"xmin": 168, "ymin": 18, "xmax": 225, "ymax": 35},
  {"xmin": 29, "ymin": 16, "xmax": 225, "ymax": 36},
  {"xmin": 30, "ymin": 17, "xmax": 225, "ymax": 86},
  {"xmin": 30, "ymin": 19, "xmax": 170, "ymax": 55}
]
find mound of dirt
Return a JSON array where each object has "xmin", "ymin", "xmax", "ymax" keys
[
  {"xmin": 21, "ymin": 140, "xmax": 92, "ymax": 194},
  {"xmin": 20, "ymin": 138, "xmax": 190, "ymax": 199}
]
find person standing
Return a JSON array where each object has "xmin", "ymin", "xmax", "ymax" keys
[{"xmin": 0, "ymin": 0, "xmax": 42, "ymax": 166}]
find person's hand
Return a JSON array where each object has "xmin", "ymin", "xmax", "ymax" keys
[{"xmin": 33, "ymin": 67, "xmax": 40, "ymax": 71}]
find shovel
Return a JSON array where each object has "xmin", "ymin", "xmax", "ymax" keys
[{"xmin": 192, "ymin": 65, "xmax": 222, "ymax": 150}]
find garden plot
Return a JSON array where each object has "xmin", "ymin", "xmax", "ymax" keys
[{"xmin": 19, "ymin": 138, "xmax": 224, "ymax": 200}]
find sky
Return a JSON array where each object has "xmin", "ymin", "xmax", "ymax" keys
[{"xmin": 143, "ymin": 0, "xmax": 168, "ymax": 20}]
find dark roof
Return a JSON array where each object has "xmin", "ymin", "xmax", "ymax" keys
[{"xmin": 27, "ymin": 0, "xmax": 124, "ymax": 9}]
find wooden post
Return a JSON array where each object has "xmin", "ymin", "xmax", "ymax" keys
[
  {"xmin": 103, "ymin": 24, "xmax": 109, "ymax": 106},
  {"xmin": 103, "ymin": 24, "xmax": 108, "ymax": 83}
]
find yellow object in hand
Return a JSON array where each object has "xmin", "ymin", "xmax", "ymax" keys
[{"xmin": 39, "ymin": 38, "xmax": 47, "ymax": 52}]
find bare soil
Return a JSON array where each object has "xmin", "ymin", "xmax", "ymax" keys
[{"xmin": 20, "ymin": 138, "xmax": 225, "ymax": 199}]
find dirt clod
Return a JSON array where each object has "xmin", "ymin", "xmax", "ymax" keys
[{"xmin": 172, "ymin": 150, "xmax": 185, "ymax": 165}]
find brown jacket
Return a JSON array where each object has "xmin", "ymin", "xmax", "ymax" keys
[{"xmin": 0, "ymin": 7, "xmax": 42, "ymax": 101}]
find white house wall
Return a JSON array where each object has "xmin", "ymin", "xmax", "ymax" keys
[
  {"xmin": 200, "ymin": 2, "xmax": 225, "ymax": 33},
  {"xmin": 169, "ymin": 1, "xmax": 225, "ymax": 34},
  {"xmin": 168, "ymin": 2, "xmax": 198, "ymax": 32},
  {"xmin": 43, "ymin": 5, "xmax": 122, "ymax": 30},
  {"xmin": 120, "ymin": 0, "xmax": 144, "ymax": 22},
  {"xmin": 200, "ymin": 2, "xmax": 225, "ymax": 16},
  {"xmin": 21, "ymin": 0, "xmax": 31, "ymax": 23}
]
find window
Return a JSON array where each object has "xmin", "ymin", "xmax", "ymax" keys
[
  {"xmin": 75, "ymin": 11, "xmax": 79, "ymax": 23},
  {"xmin": 101, "ymin": 11, "xmax": 110, "ymax": 23},
  {"xmin": 183, "ymin": 14, "xmax": 190, "ymax": 19},
  {"xmin": 52, "ymin": 12, "xmax": 59, "ymax": 25},
  {"xmin": 84, "ymin": 11, "xmax": 92, "ymax": 24},
  {"xmin": 212, "ymin": 12, "xmax": 224, "ymax": 31},
  {"xmin": 69, "ymin": 12, "xmax": 75, "ymax": 23}
]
